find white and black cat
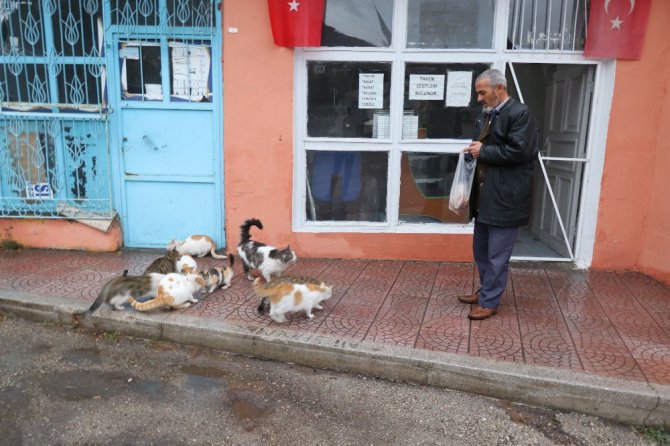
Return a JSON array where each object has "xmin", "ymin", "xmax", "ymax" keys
[
  {"xmin": 86, "ymin": 272, "xmax": 165, "ymax": 313},
  {"xmin": 253, "ymin": 275, "xmax": 332, "ymax": 323},
  {"xmin": 237, "ymin": 218, "xmax": 297, "ymax": 282}
]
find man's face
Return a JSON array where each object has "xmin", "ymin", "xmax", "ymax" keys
[{"xmin": 475, "ymin": 80, "xmax": 502, "ymax": 112}]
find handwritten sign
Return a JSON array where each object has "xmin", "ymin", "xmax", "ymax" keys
[
  {"xmin": 358, "ymin": 73, "xmax": 384, "ymax": 109},
  {"xmin": 409, "ymin": 74, "xmax": 444, "ymax": 100},
  {"xmin": 446, "ymin": 71, "xmax": 473, "ymax": 107}
]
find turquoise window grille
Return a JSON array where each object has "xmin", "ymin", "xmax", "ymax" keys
[{"xmin": 0, "ymin": 0, "xmax": 216, "ymax": 220}]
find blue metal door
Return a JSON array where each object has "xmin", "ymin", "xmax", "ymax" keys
[{"xmin": 106, "ymin": 1, "xmax": 223, "ymax": 248}]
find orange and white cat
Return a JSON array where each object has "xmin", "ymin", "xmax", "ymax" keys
[
  {"xmin": 253, "ymin": 275, "xmax": 332, "ymax": 323},
  {"xmin": 128, "ymin": 273, "xmax": 205, "ymax": 311},
  {"xmin": 176, "ymin": 254, "xmax": 198, "ymax": 273},
  {"xmin": 167, "ymin": 235, "xmax": 226, "ymax": 259}
]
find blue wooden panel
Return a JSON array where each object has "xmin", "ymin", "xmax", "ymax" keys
[
  {"xmin": 124, "ymin": 180, "xmax": 218, "ymax": 248},
  {"xmin": 121, "ymin": 109, "xmax": 214, "ymax": 177}
]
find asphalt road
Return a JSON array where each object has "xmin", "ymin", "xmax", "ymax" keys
[{"xmin": 0, "ymin": 311, "xmax": 657, "ymax": 446}]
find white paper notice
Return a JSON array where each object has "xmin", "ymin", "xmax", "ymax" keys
[
  {"xmin": 171, "ymin": 44, "xmax": 211, "ymax": 101},
  {"xmin": 446, "ymin": 71, "xmax": 473, "ymax": 107},
  {"xmin": 358, "ymin": 73, "xmax": 384, "ymax": 109},
  {"xmin": 409, "ymin": 74, "xmax": 444, "ymax": 100}
]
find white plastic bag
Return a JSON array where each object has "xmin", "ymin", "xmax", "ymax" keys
[{"xmin": 448, "ymin": 151, "xmax": 477, "ymax": 215}]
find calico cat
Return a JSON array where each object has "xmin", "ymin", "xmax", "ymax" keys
[
  {"xmin": 143, "ymin": 249, "xmax": 181, "ymax": 275},
  {"xmin": 128, "ymin": 273, "xmax": 205, "ymax": 311},
  {"xmin": 86, "ymin": 272, "xmax": 165, "ymax": 313},
  {"xmin": 176, "ymin": 254, "xmax": 197, "ymax": 274},
  {"xmin": 199, "ymin": 254, "xmax": 235, "ymax": 293},
  {"xmin": 253, "ymin": 275, "xmax": 332, "ymax": 323},
  {"xmin": 237, "ymin": 218, "xmax": 297, "ymax": 282},
  {"xmin": 167, "ymin": 235, "xmax": 226, "ymax": 259}
]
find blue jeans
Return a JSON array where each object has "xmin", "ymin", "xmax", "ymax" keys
[{"xmin": 473, "ymin": 221, "xmax": 519, "ymax": 309}]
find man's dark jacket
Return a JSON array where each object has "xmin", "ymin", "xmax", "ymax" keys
[{"xmin": 470, "ymin": 98, "xmax": 540, "ymax": 227}]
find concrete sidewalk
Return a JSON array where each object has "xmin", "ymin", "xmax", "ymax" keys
[{"xmin": 0, "ymin": 248, "xmax": 669, "ymax": 427}]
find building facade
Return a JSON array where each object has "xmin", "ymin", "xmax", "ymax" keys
[{"xmin": 1, "ymin": 0, "xmax": 669, "ymax": 285}]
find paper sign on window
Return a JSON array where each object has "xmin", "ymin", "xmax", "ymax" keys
[
  {"xmin": 446, "ymin": 71, "xmax": 473, "ymax": 107},
  {"xmin": 409, "ymin": 74, "xmax": 444, "ymax": 100},
  {"xmin": 171, "ymin": 44, "xmax": 211, "ymax": 101},
  {"xmin": 358, "ymin": 73, "xmax": 384, "ymax": 109}
]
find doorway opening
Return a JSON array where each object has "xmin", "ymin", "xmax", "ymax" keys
[{"xmin": 507, "ymin": 63, "xmax": 595, "ymax": 261}]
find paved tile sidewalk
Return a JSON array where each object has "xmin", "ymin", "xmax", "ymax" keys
[{"xmin": 1, "ymin": 248, "xmax": 669, "ymax": 386}]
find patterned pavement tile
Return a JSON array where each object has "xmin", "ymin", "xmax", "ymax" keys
[
  {"xmin": 388, "ymin": 261, "xmax": 438, "ymax": 297},
  {"xmin": 2, "ymin": 249, "xmax": 670, "ymax": 385},
  {"xmin": 316, "ymin": 313, "xmax": 373, "ymax": 341},
  {"xmin": 365, "ymin": 320, "xmax": 421, "ymax": 347},
  {"xmin": 577, "ymin": 349, "xmax": 647, "ymax": 381},
  {"xmin": 432, "ymin": 262, "xmax": 475, "ymax": 296},
  {"xmin": 618, "ymin": 271, "xmax": 670, "ymax": 300},
  {"xmin": 469, "ymin": 315, "xmax": 523, "ymax": 362},
  {"xmin": 415, "ymin": 322, "xmax": 470, "ymax": 354}
]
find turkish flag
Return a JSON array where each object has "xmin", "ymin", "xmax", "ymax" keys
[
  {"xmin": 584, "ymin": 0, "xmax": 651, "ymax": 60},
  {"xmin": 267, "ymin": 0, "xmax": 325, "ymax": 47}
]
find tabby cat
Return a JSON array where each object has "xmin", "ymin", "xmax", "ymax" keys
[
  {"xmin": 253, "ymin": 275, "xmax": 332, "ymax": 323},
  {"xmin": 237, "ymin": 218, "xmax": 297, "ymax": 282},
  {"xmin": 128, "ymin": 273, "xmax": 205, "ymax": 311},
  {"xmin": 86, "ymin": 272, "xmax": 165, "ymax": 313},
  {"xmin": 143, "ymin": 249, "xmax": 181, "ymax": 275}
]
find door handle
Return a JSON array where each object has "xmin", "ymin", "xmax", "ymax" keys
[{"xmin": 142, "ymin": 135, "xmax": 166, "ymax": 151}]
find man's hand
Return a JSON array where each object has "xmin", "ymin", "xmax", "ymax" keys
[{"xmin": 465, "ymin": 141, "xmax": 482, "ymax": 159}]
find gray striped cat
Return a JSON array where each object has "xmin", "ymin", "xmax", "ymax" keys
[{"xmin": 86, "ymin": 272, "xmax": 164, "ymax": 313}]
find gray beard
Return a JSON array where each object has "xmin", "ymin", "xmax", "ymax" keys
[{"xmin": 483, "ymin": 106, "xmax": 493, "ymax": 113}]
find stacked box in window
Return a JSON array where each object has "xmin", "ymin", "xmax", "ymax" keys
[
  {"xmin": 373, "ymin": 112, "xmax": 390, "ymax": 139},
  {"xmin": 402, "ymin": 112, "xmax": 419, "ymax": 139}
]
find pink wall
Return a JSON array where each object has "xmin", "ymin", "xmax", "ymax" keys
[
  {"xmin": 635, "ymin": 0, "xmax": 670, "ymax": 284},
  {"xmin": 591, "ymin": 0, "xmax": 670, "ymax": 284},
  {"xmin": 0, "ymin": 218, "xmax": 122, "ymax": 251},
  {"xmin": 222, "ymin": 1, "xmax": 473, "ymax": 261}
]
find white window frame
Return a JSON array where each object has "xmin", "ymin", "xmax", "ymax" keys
[{"xmin": 292, "ymin": 0, "xmax": 614, "ymax": 268}]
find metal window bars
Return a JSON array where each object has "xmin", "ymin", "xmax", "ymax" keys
[
  {"xmin": 508, "ymin": 0, "xmax": 589, "ymax": 51},
  {"xmin": 0, "ymin": 0, "xmax": 216, "ymax": 219}
]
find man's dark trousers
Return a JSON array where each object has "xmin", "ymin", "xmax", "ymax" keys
[{"xmin": 473, "ymin": 221, "xmax": 519, "ymax": 309}]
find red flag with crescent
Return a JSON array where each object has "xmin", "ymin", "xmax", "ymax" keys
[
  {"xmin": 267, "ymin": 0, "xmax": 325, "ymax": 47},
  {"xmin": 584, "ymin": 0, "xmax": 651, "ymax": 59}
]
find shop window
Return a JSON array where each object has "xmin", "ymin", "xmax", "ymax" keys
[
  {"xmin": 406, "ymin": 0, "xmax": 494, "ymax": 49},
  {"xmin": 322, "ymin": 0, "xmax": 393, "ymax": 47},
  {"xmin": 399, "ymin": 152, "xmax": 469, "ymax": 224},
  {"xmin": 404, "ymin": 63, "xmax": 490, "ymax": 140},
  {"xmin": 306, "ymin": 151, "xmax": 388, "ymax": 222},
  {"xmin": 307, "ymin": 61, "xmax": 391, "ymax": 138}
]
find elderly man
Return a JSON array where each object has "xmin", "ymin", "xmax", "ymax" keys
[{"xmin": 458, "ymin": 68, "xmax": 540, "ymax": 320}]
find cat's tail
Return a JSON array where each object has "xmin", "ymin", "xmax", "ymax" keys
[
  {"xmin": 240, "ymin": 218, "xmax": 263, "ymax": 243},
  {"xmin": 85, "ymin": 289, "xmax": 106, "ymax": 314},
  {"xmin": 257, "ymin": 297, "xmax": 270, "ymax": 313},
  {"xmin": 128, "ymin": 293, "xmax": 167, "ymax": 312},
  {"xmin": 210, "ymin": 248, "xmax": 227, "ymax": 259},
  {"xmin": 228, "ymin": 253, "xmax": 235, "ymax": 267},
  {"xmin": 85, "ymin": 273, "xmax": 127, "ymax": 315}
]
